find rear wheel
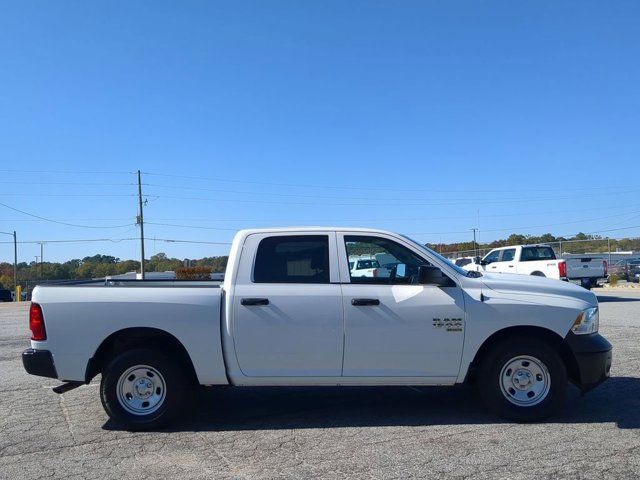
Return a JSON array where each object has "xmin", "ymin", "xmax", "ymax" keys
[
  {"xmin": 580, "ymin": 278, "xmax": 593, "ymax": 290},
  {"xmin": 100, "ymin": 348, "xmax": 188, "ymax": 430},
  {"xmin": 477, "ymin": 339, "xmax": 566, "ymax": 421}
]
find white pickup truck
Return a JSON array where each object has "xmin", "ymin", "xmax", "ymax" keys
[
  {"xmin": 465, "ymin": 245, "xmax": 607, "ymax": 289},
  {"xmin": 22, "ymin": 228, "xmax": 612, "ymax": 430}
]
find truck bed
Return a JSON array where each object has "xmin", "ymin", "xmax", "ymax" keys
[{"xmin": 31, "ymin": 281, "xmax": 228, "ymax": 385}]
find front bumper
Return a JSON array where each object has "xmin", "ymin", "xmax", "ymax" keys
[
  {"xmin": 565, "ymin": 332, "xmax": 612, "ymax": 393},
  {"xmin": 22, "ymin": 348, "xmax": 58, "ymax": 379}
]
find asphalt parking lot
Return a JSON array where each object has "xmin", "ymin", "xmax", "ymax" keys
[{"xmin": 1, "ymin": 290, "xmax": 640, "ymax": 480}]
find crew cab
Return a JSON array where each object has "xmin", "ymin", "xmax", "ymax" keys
[
  {"xmin": 464, "ymin": 245, "xmax": 607, "ymax": 289},
  {"xmin": 22, "ymin": 228, "xmax": 612, "ymax": 430}
]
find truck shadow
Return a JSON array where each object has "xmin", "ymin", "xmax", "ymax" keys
[
  {"xmin": 104, "ymin": 376, "xmax": 640, "ymax": 431},
  {"xmin": 595, "ymin": 295, "xmax": 640, "ymax": 303}
]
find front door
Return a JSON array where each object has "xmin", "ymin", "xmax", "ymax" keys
[
  {"xmin": 339, "ymin": 234, "xmax": 465, "ymax": 378},
  {"xmin": 232, "ymin": 232, "xmax": 344, "ymax": 377}
]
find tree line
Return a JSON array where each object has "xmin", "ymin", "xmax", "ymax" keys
[
  {"xmin": 1, "ymin": 232, "xmax": 639, "ymax": 290},
  {"xmin": 0, "ymin": 253, "xmax": 227, "ymax": 290}
]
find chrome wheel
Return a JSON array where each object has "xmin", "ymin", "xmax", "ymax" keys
[
  {"xmin": 499, "ymin": 355, "xmax": 550, "ymax": 407},
  {"xmin": 116, "ymin": 365, "xmax": 166, "ymax": 416}
]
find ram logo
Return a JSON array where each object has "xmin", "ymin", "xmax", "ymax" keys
[{"xmin": 432, "ymin": 318, "xmax": 463, "ymax": 332}]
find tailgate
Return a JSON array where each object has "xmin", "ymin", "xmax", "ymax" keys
[{"xmin": 566, "ymin": 258, "xmax": 605, "ymax": 279}]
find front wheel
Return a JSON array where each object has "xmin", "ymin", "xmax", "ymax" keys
[
  {"xmin": 477, "ymin": 339, "xmax": 567, "ymax": 422},
  {"xmin": 100, "ymin": 348, "xmax": 188, "ymax": 430}
]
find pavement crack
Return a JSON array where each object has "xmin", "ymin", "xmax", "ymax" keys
[{"xmin": 58, "ymin": 393, "xmax": 78, "ymax": 444}]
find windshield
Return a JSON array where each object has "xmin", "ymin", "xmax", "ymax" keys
[
  {"xmin": 356, "ymin": 260, "xmax": 379, "ymax": 269},
  {"xmin": 400, "ymin": 234, "xmax": 475, "ymax": 277},
  {"xmin": 521, "ymin": 246, "xmax": 556, "ymax": 261}
]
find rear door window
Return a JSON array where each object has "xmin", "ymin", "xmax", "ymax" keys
[
  {"xmin": 520, "ymin": 247, "xmax": 556, "ymax": 262},
  {"xmin": 500, "ymin": 249, "xmax": 516, "ymax": 262},
  {"xmin": 484, "ymin": 250, "xmax": 501, "ymax": 264},
  {"xmin": 254, "ymin": 235, "xmax": 330, "ymax": 283}
]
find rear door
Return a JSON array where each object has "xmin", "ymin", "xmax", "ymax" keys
[
  {"xmin": 497, "ymin": 248, "xmax": 517, "ymax": 273},
  {"xmin": 232, "ymin": 232, "xmax": 344, "ymax": 377},
  {"xmin": 339, "ymin": 233, "xmax": 465, "ymax": 378},
  {"xmin": 483, "ymin": 249, "xmax": 502, "ymax": 272}
]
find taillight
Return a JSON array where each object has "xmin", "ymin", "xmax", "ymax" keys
[
  {"xmin": 558, "ymin": 261, "xmax": 567, "ymax": 278},
  {"xmin": 603, "ymin": 261, "xmax": 608, "ymax": 276},
  {"xmin": 29, "ymin": 303, "xmax": 46, "ymax": 341},
  {"xmin": 372, "ymin": 269, "xmax": 378, "ymax": 277}
]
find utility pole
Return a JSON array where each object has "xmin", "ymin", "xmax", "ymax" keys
[
  {"xmin": 13, "ymin": 231, "xmax": 17, "ymax": 293},
  {"xmin": 39, "ymin": 242, "xmax": 43, "ymax": 278},
  {"xmin": 472, "ymin": 228, "xmax": 479, "ymax": 259},
  {"xmin": 1, "ymin": 230, "xmax": 18, "ymax": 295},
  {"xmin": 136, "ymin": 170, "xmax": 146, "ymax": 279}
]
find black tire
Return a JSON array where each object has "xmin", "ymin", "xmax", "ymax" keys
[
  {"xmin": 477, "ymin": 338, "xmax": 567, "ymax": 422},
  {"xmin": 100, "ymin": 348, "xmax": 189, "ymax": 430},
  {"xmin": 531, "ymin": 271, "xmax": 546, "ymax": 277}
]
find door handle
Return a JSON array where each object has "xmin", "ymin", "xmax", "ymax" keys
[
  {"xmin": 241, "ymin": 298, "xmax": 270, "ymax": 306},
  {"xmin": 508, "ymin": 265, "xmax": 514, "ymax": 268},
  {"xmin": 351, "ymin": 298, "xmax": 380, "ymax": 306}
]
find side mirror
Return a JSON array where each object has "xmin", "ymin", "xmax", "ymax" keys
[
  {"xmin": 418, "ymin": 265, "xmax": 453, "ymax": 287},
  {"xmin": 479, "ymin": 259, "xmax": 488, "ymax": 266},
  {"xmin": 395, "ymin": 263, "xmax": 407, "ymax": 277}
]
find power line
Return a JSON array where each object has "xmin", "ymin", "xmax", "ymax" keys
[
  {"xmin": 0, "ymin": 218, "xmax": 134, "ymax": 222},
  {"xmin": 406, "ymin": 210, "xmax": 640, "ymax": 236},
  {"xmin": 138, "ymin": 206, "xmax": 640, "ymax": 224},
  {"xmin": 0, "ymin": 237, "xmax": 232, "ymax": 245},
  {"xmin": 142, "ymin": 171, "xmax": 640, "ymax": 194},
  {"xmin": 142, "ymin": 182, "xmax": 640, "ymax": 203},
  {"xmin": 146, "ymin": 192, "xmax": 639, "ymax": 208},
  {"xmin": 0, "ymin": 169, "xmax": 134, "ymax": 175},
  {"xmin": 152, "ymin": 238, "xmax": 232, "ymax": 245},
  {"xmin": 0, "ymin": 238, "xmax": 139, "ymax": 244},
  {"xmin": 0, "ymin": 194, "xmax": 135, "ymax": 198},
  {"xmin": 586, "ymin": 224, "xmax": 640, "ymax": 234},
  {"xmin": 146, "ymin": 222, "xmax": 237, "ymax": 231},
  {"xmin": 0, "ymin": 181, "xmax": 135, "ymax": 186},
  {"xmin": 0, "ymin": 201, "xmax": 136, "ymax": 229}
]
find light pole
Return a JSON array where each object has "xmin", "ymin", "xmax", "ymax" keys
[
  {"xmin": 39, "ymin": 242, "xmax": 44, "ymax": 278},
  {"xmin": 1, "ymin": 230, "xmax": 17, "ymax": 296},
  {"xmin": 472, "ymin": 228, "xmax": 479, "ymax": 259}
]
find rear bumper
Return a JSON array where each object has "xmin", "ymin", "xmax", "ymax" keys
[
  {"xmin": 565, "ymin": 332, "xmax": 612, "ymax": 393},
  {"xmin": 22, "ymin": 348, "xmax": 58, "ymax": 379}
]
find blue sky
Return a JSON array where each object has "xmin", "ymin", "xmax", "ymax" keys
[{"xmin": 1, "ymin": 1, "xmax": 639, "ymax": 262}]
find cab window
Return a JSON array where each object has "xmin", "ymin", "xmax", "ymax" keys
[
  {"xmin": 484, "ymin": 250, "xmax": 500, "ymax": 264},
  {"xmin": 500, "ymin": 249, "xmax": 516, "ymax": 262},
  {"xmin": 254, "ymin": 235, "xmax": 330, "ymax": 283},
  {"xmin": 345, "ymin": 235, "xmax": 428, "ymax": 285}
]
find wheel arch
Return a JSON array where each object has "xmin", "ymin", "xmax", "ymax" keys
[
  {"xmin": 465, "ymin": 325, "xmax": 579, "ymax": 385},
  {"xmin": 85, "ymin": 327, "xmax": 198, "ymax": 385},
  {"xmin": 531, "ymin": 271, "xmax": 546, "ymax": 277}
]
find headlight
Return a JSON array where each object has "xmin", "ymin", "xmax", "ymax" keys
[{"xmin": 572, "ymin": 307, "xmax": 599, "ymax": 335}]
